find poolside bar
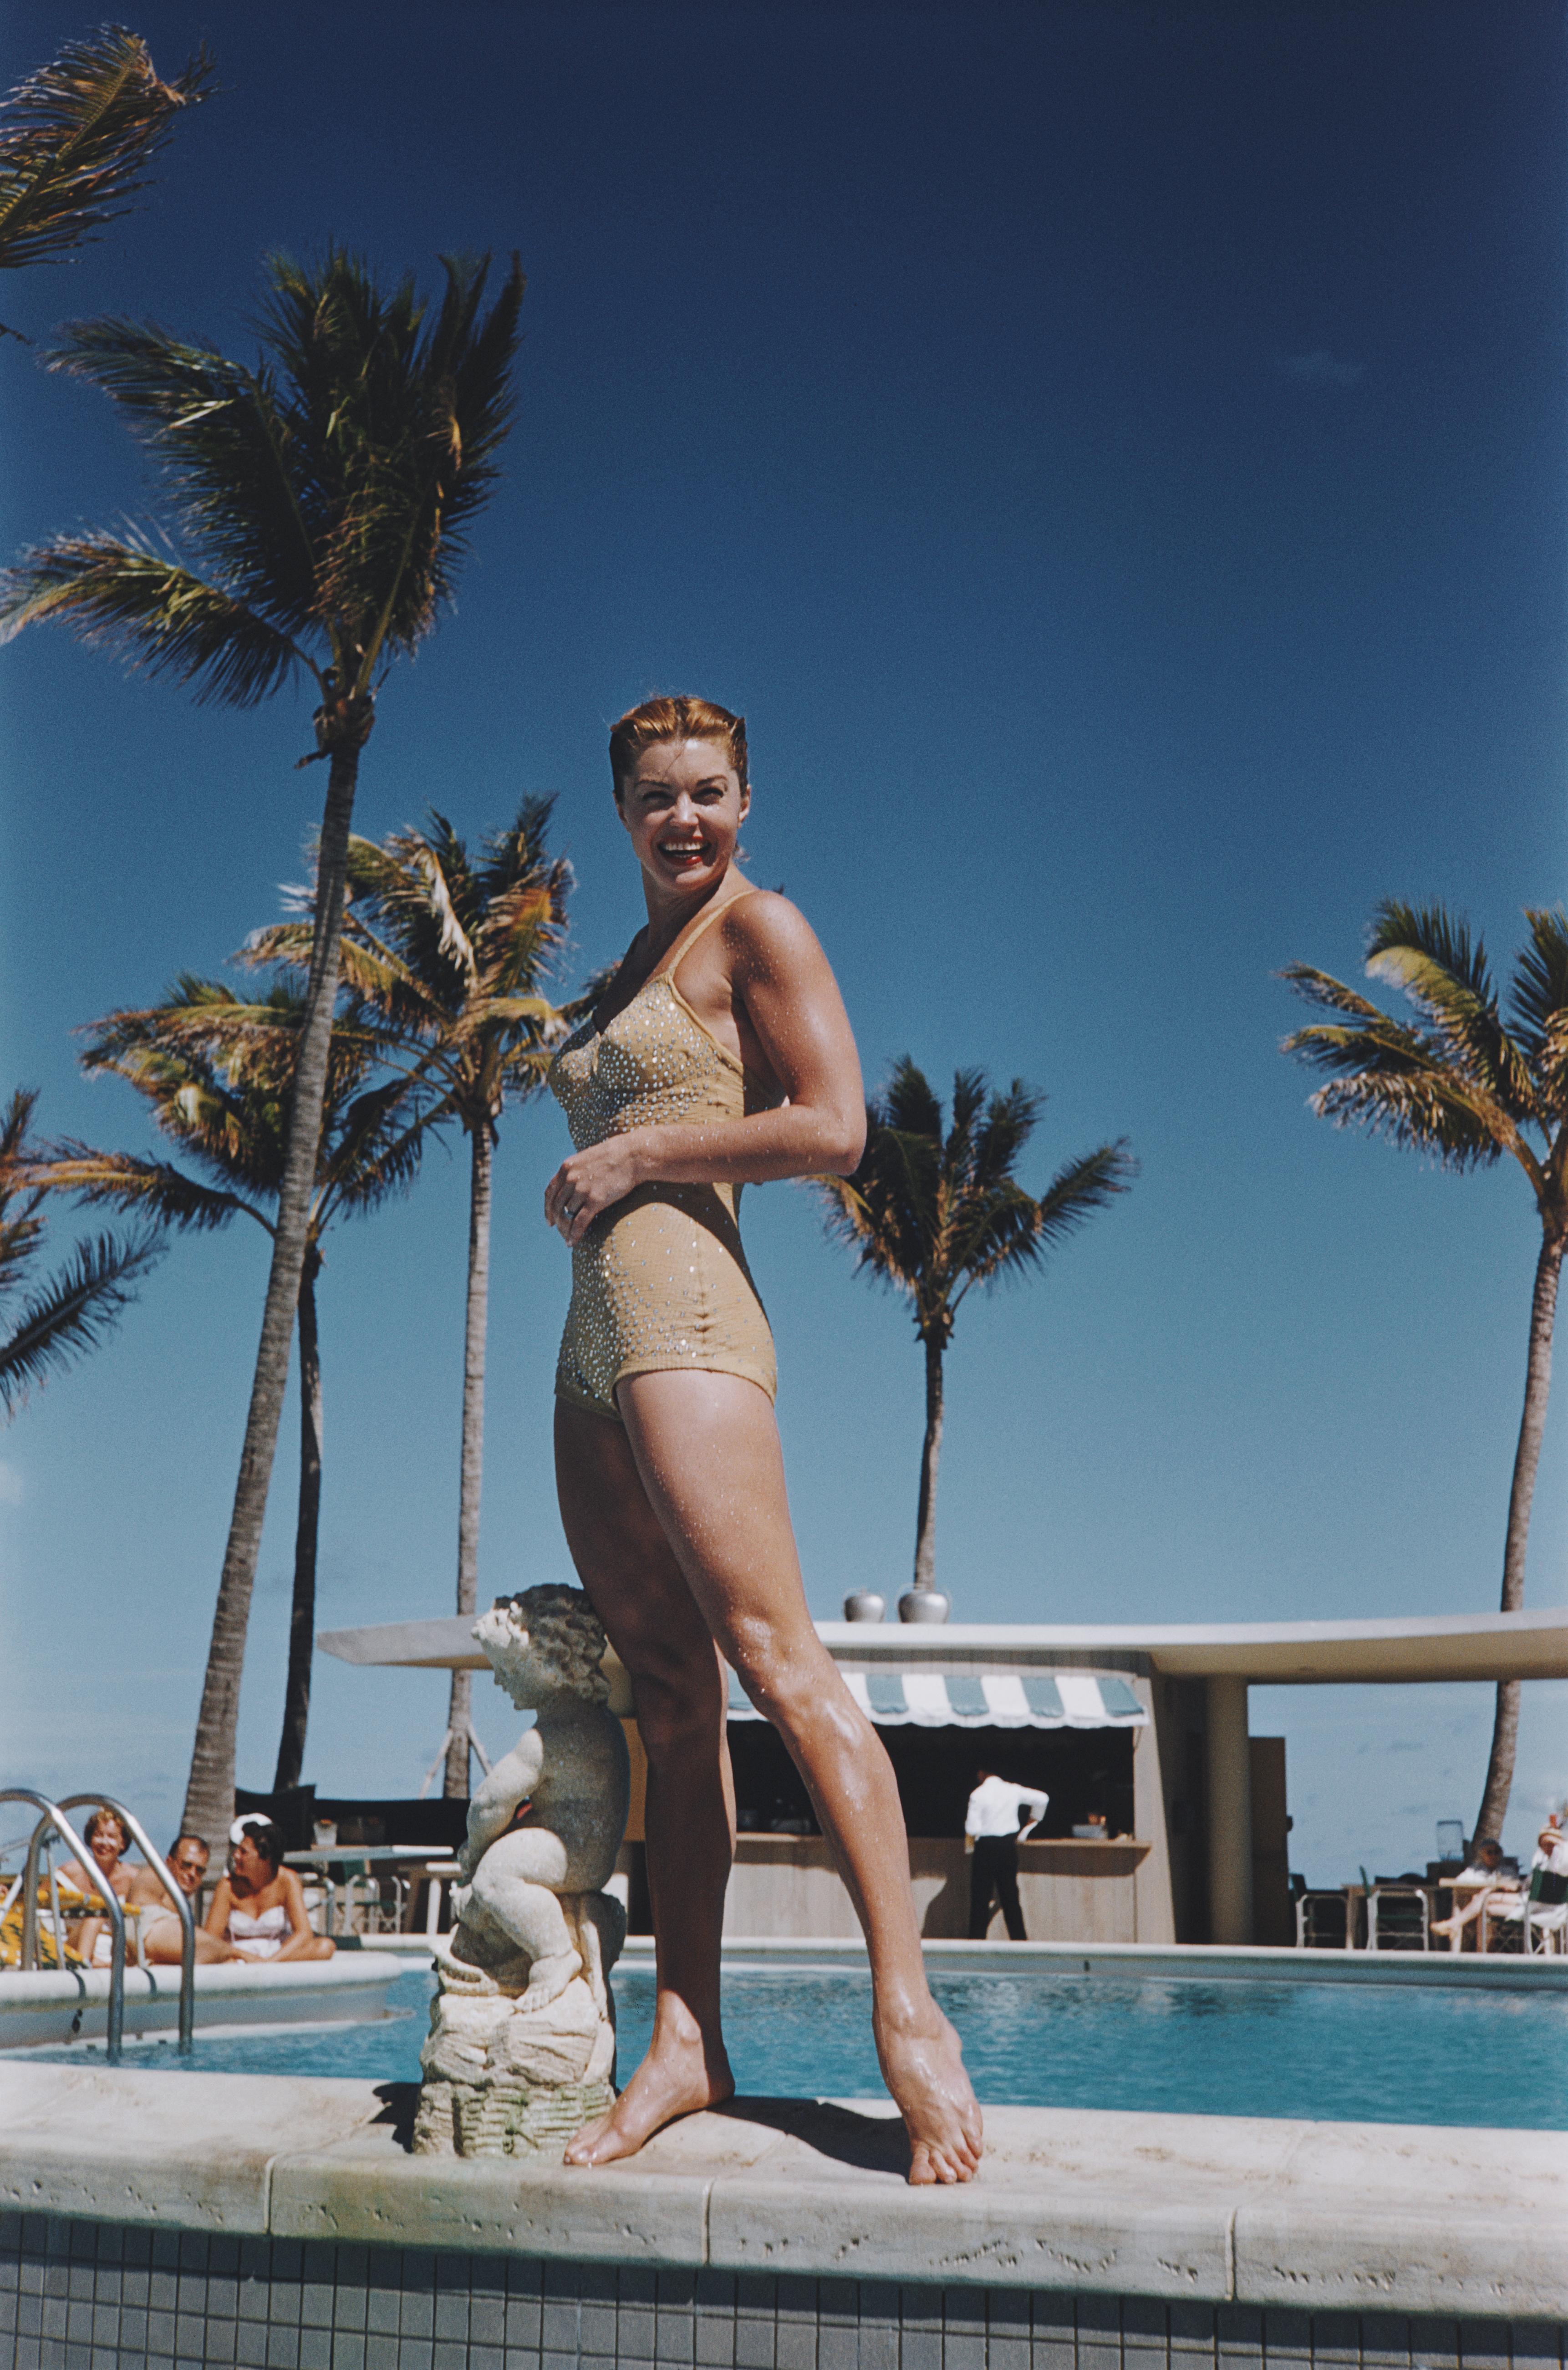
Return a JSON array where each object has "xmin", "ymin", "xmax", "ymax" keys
[{"xmin": 318, "ymin": 1605, "xmax": 1568, "ymax": 1948}]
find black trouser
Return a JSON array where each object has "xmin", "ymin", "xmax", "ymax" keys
[{"xmin": 968, "ymin": 1835, "xmax": 1027, "ymax": 1939}]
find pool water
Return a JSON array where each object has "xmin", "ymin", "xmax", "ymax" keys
[{"xmin": 28, "ymin": 1963, "xmax": 1568, "ymax": 2128}]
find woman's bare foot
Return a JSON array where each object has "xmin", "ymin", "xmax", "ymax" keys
[
  {"xmin": 564, "ymin": 1996, "xmax": 734, "ymax": 2166},
  {"xmin": 875, "ymin": 2002, "xmax": 983, "ymax": 2184}
]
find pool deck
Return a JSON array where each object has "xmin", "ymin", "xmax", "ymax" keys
[
  {"xmin": 0, "ymin": 1953, "xmax": 409, "ymax": 2052},
  {"xmin": 0, "ymin": 2062, "xmax": 1563, "ymax": 2321}
]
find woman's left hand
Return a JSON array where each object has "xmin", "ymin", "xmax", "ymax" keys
[{"xmin": 545, "ymin": 1134, "xmax": 648, "ymax": 1248}]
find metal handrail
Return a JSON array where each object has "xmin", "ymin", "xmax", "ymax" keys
[
  {"xmin": 1, "ymin": 1788, "xmax": 127, "ymax": 2062},
  {"xmin": 55, "ymin": 1793, "xmax": 196, "ymax": 2055}
]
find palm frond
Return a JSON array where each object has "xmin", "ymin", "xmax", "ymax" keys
[
  {"xmin": 0, "ymin": 533, "xmax": 304, "ymax": 705},
  {"xmin": 34, "ymin": 1144, "xmax": 266, "ymax": 1234},
  {"xmin": 1303, "ymin": 1067, "xmax": 1506, "ymax": 1167},
  {"xmin": 41, "ymin": 319, "xmax": 321, "ymax": 632},
  {"xmin": 882, "ymin": 1058, "xmax": 945, "ymax": 1144},
  {"xmin": 1278, "ymin": 961, "xmax": 1390, "ymax": 1022},
  {"xmin": 1033, "ymin": 1140, "xmax": 1139, "ymax": 1246},
  {"xmin": 968, "ymin": 1080, "xmax": 1047, "ymax": 1196},
  {"xmin": 1368, "ymin": 900, "xmax": 1492, "ymax": 1003},
  {"xmin": 818, "ymin": 1055, "xmax": 1132, "ymax": 1344},
  {"xmin": 0, "ymin": 1089, "xmax": 48, "ymax": 1293},
  {"xmin": 1510, "ymin": 908, "xmax": 1568, "ymax": 1118},
  {"xmin": 0, "ymin": 1228, "xmax": 161, "ymax": 1419},
  {"xmin": 0, "ymin": 26, "xmax": 213, "ymax": 282},
  {"xmin": 254, "ymin": 247, "xmax": 525, "ymax": 672},
  {"xmin": 1366, "ymin": 902, "xmax": 1535, "ymax": 1123}
]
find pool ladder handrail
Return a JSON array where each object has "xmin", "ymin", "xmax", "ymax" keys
[{"xmin": 1, "ymin": 1789, "xmax": 197, "ymax": 2061}]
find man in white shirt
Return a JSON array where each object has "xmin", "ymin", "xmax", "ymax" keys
[{"xmin": 965, "ymin": 1769, "xmax": 1049, "ymax": 1940}]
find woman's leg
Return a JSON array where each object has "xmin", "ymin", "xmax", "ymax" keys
[
  {"xmin": 555, "ymin": 1399, "xmax": 738, "ymax": 2162},
  {"xmin": 610, "ymin": 1368, "xmax": 981, "ymax": 2185}
]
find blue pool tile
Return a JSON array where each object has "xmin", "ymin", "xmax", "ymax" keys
[
  {"xmin": 816, "ymin": 2324, "xmax": 855, "ymax": 2370},
  {"xmin": 433, "ymin": 2291, "xmax": 469, "ymax": 2343},
  {"xmin": 1170, "ymin": 2304, "xmax": 1218, "ymax": 2361},
  {"xmin": 508, "ymin": 2295, "xmax": 545, "ymax": 2349},
  {"xmin": 236, "ymin": 2319, "xmax": 270, "ymax": 2368},
  {"xmin": 399, "ymin": 2288, "xmax": 435, "ymax": 2341},
  {"xmin": 734, "ymin": 2316, "xmax": 775, "ymax": 2370},
  {"xmin": 859, "ymin": 2314, "xmax": 900, "ymax": 2370},
  {"xmin": 367, "ymin": 2290, "xmax": 402, "ymax": 2339},
  {"xmin": 582, "ymin": 2301, "xmax": 620, "ymax": 2359},
  {"xmin": 1028, "ymin": 2298, "xmax": 1074, "ymax": 2370},
  {"xmin": 541, "ymin": 2297, "xmax": 580, "ymax": 2353},
  {"xmin": 473, "ymin": 2294, "xmax": 509, "ymax": 2351}
]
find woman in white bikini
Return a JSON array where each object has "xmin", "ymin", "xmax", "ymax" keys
[
  {"xmin": 204, "ymin": 1818, "xmax": 335, "ymax": 1962},
  {"xmin": 545, "ymin": 694, "xmax": 982, "ymax": 2185}
]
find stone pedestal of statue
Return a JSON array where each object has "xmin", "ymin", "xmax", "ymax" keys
[
  {"xmin": 411, "ymin": 1584, "xmax": 631, "ymax": 2161},
  {"xmin": 412, "ymin": 1888, "xmax": 626, "ymax": 2158}
]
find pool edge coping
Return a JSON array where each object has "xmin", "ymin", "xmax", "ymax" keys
[{"xmin": 0, "ymin": 2065, "xmax": 1562, "ymax": 2322}]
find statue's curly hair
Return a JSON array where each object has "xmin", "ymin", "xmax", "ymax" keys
[{"xmin": 485, "ymin": 1584, "xmax": 609, "ymax": 1701}]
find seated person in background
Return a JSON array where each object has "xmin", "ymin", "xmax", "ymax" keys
[
  {"xmin": 126, "ymin": 1833, "xmax": 240, "ymax": 1965},
  {"xmin": 62, "ymin": 1808, "xmax": 135, "ymax": 1967},
  {"xmin": 1483, "ymin": 1818, "xmax": 1568, "ymax": 1945},
  {"xmin": 965, "ymin": 1768, "xmax": 1049, "ymax": 1941},
  {"xmin": 1431, "ymin": 1836, "xmax": 1515, "ymax": 1952},
  {"xmin": 204, "ymin": 1818, "xmax": 334, "ymax": 1962}
]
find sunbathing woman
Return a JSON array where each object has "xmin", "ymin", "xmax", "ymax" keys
[
  {"xmin": 62, "ymin": 1806, "xmax": 134, "ymax": 1967},
  {"xmin": 204, "ymin": 1819, "xmax": 335, "ymax": 1963},
  {"xmin": 546, "ymin": 695, "xmax": 982, "ymax": 2185}
]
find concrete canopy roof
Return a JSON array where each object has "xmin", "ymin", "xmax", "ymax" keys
[{"xmin": 317, "ymin": 1605, "xmax": 1568, "ymax": 1688}]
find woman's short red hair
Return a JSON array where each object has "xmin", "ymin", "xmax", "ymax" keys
[{"xmin": 608, "ymin": 695, "xmax": 748, "ymax": 804}]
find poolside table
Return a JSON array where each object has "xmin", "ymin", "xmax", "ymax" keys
[{"xmin": 283, "ymin": 1847, "xmax": 462, "ymax": 1939}]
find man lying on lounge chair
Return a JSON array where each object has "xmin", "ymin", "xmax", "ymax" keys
[{"xmin": 125, "ymin": 1834, "xmax": 240, "ymax": 1964}]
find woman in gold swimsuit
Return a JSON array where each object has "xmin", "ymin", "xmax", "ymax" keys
[{"xmin": 546, "ymin": 695, "xmax": 981, "ymax": 2186}]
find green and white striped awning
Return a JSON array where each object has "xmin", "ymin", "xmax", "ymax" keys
[{"xmin": 726, "ymin": 1669, "xmax": 1147, "ymax": 1729}]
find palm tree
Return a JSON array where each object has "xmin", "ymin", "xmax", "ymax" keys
[
  {"xmin": 1281, "ymin": 900, "xmax": 1568, "ymax": 1847},
  {"xmin": 0, "ymin": 1087, "xmax": 158, "ymax": 1418},
  {"xmin": 249, "ymin": 799, "xmax": 570, "ymax": 1793},
  {"xmin": 817, "ymin": 1059, "xmax": 1135, "ymax": 1602},
  {"xmin": 0, "ymin": 24, "xmax": 212, "ymax": 337},
  {"xmin": 0, "ymin": 245, "xmax": 525, "ymax": 1844},
  {"xmin": 43, "ymin": 973, "xmax": 427, "ymax": 1792}
]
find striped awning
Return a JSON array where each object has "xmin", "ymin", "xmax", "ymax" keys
[{"xmin": 727, "ymin": 1669, "xmax": 1147, "ymax": 1729}]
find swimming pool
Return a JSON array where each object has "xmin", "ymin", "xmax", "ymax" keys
[{"xmin": 25, "ymin": 1960, "xmax": 1568, "ymax": 2127}]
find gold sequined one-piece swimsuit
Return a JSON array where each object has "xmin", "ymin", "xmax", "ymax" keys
[{"xmin": 548, "ymin": 890, "xmax": 781, "ymax": 1421}]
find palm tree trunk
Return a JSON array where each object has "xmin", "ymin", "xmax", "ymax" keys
[
  {"xmin": 912, "ymin": 1333, "xmax": 945, "ymax": 1592},
  {"xmin": 182, "ymin": 738, "xmax": 363, "ymax": 1848},
  {"xmin": 273, "ymin": 1245, "xmax": 322, "ymax": 1795},
  {"xmin": 445, "ymin": 1123, "xmax": 493, "ymax": 1797},
  {"xmin": 1472, "ymin": 1228, "xmax": 1563, "ymax": 1847}
]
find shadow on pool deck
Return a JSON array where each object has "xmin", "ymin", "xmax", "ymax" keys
[{"xmin": 370, "ymin": 2081, "xmax": 911, "ymax": 2174}]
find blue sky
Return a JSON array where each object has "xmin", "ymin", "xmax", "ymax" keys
[{"xmin": 2, "ymin": 1, "xmax": 1563, "ymax": 1883}]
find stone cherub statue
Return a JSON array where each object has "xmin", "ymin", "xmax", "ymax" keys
[{"xmin": 413, "ymin": 1584, "xmax": 632, "ymax": 2158}]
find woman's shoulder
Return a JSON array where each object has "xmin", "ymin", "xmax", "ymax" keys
[{"xmin": 724, "ymin": 888, "xmax": 824, "ymax": 972}]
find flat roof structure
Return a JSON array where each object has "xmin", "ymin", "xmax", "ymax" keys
[
  {"xmin": 316, "ymin": 1605, "xmax": 1568, "ymax": 1950},
  {"xmin": 319, "ymin": 1604, "xmax": 1568, "ymax": 1685}
]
